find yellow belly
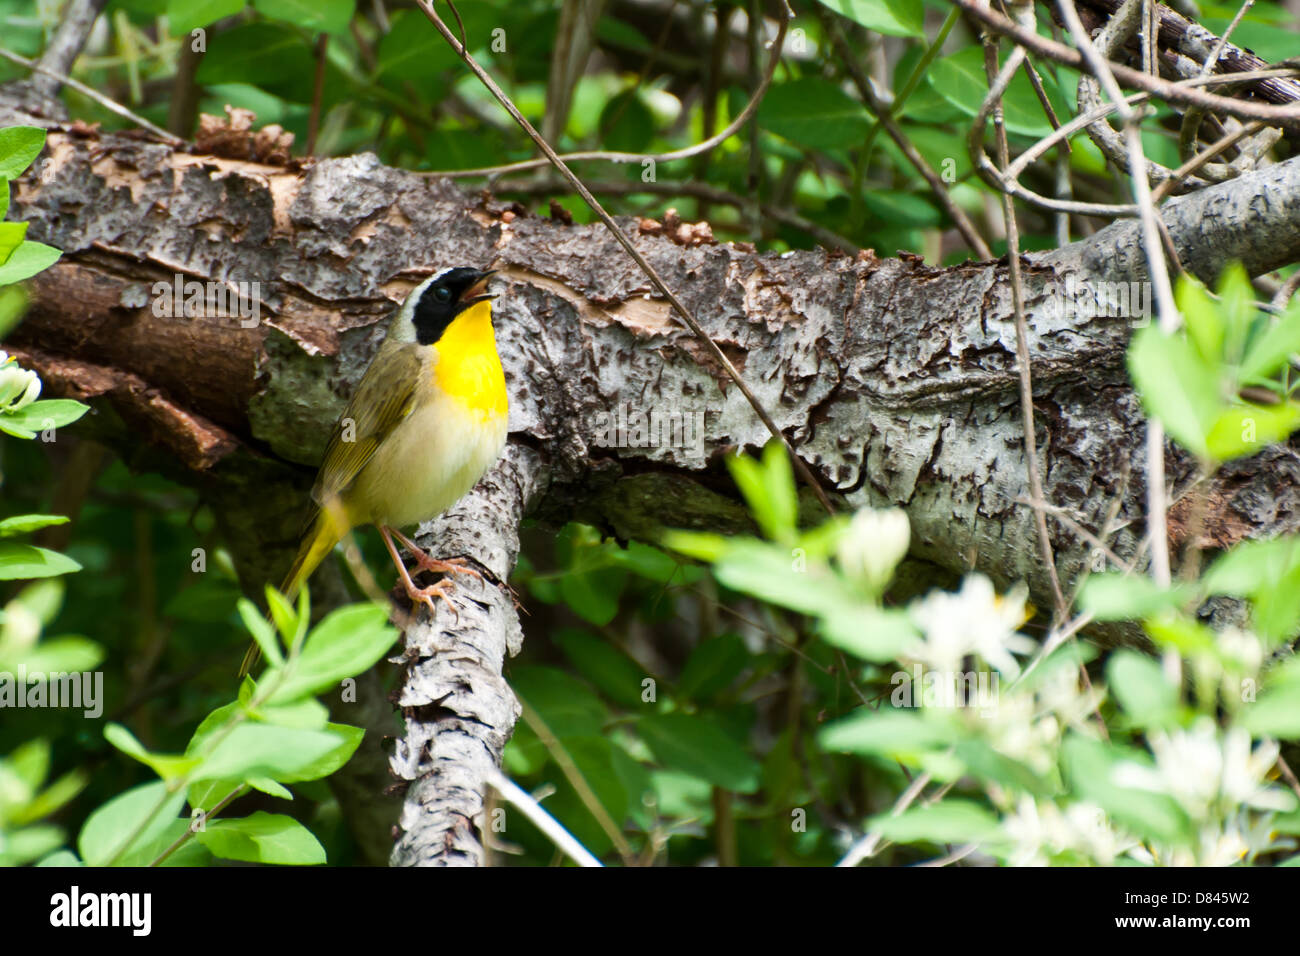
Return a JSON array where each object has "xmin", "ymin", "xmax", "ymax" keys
[{"xmin": 349, "ymin": 391, "xmax": 507, "ymax": 529}]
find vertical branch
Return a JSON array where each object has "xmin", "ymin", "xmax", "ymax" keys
[{"xmin": 31, "ymin": 0, "xmax": 108, "ymax": 101}]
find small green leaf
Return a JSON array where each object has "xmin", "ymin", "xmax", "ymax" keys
[
  {"xmin": 640, "ymin": 713, "xmax": 760, "ymax": 793},
  {"xmin": 1177, "ymin": 276, "xmax": 1224, "ymax": 365},
  {"xmin": 816, "ymin": 0, "xmax": 924, "ymax": 38},
  {"xmin": 166, "ymin": 0, "xmax": 246, "ymax": 32},
  {"xmin": 820, "ymin": 708, "xmax": 957, "ymax": 758},
  {"xmin": 78, "ymin": 781, "xmax": 188, "ymax": 866},
  {"xmin": 0, "ymin": 241, "xmax": 61, "ymax": 285},
  {"xmin": 1127, "ymin": 324, "xmax": 1221, "ymax": 459},
  {"xmin": 265, "ymin": 602, "xmax": 396, "ymax": 702},
  {"xmin": 0, "ymin": 542, "xmax": 81, "ymax": 580},
  {"xmin": 1107, "ymin": 651, "xmax": 1179, "ymax": 729},
  {"xmin": 758, "ymin": 77, "xmax": 872, "ymax": 151},
  {"xmin": 0, "ymin": 221, "xmax": 27, "ymax": 265},
  {"xmin": 0, "ymin": 398, "xmax": 89, "ymax": 433},
  {"xmin": 192, "ymin": 724, "xmax": 348, "ymax": 782},
  {"xmin": 0, "ymin": 514, "xmax": 68, "ymax": 537},
  {"xmin": 1078, "ymin": 573, "xmax": 1188, "ymax": 621},
  {"xmin": 1208, "ymin": 403, "xmax": 1300, "ymax": 460},
  {"xmin": 0, "ymin": 126, "xmax": 46, "ymax": 179},
  {"xmin": 103, "ymin": 724, "xmax": 200, "ymax": 783},
  {"xmin": 867, "ymin": 800, "xmax": 1000, "ymax": 845},
  {"xmin": 197, "ymin": 811, "xmax": 326, "ymax": 864},
  {"xmin": 1239, "ymin": 298, "xmax": 1300, "ymax": 384}
]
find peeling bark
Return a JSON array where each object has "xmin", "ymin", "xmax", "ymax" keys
[{"xmin": 7, "ymin": 112, "xmax": 1300, "ymax": 863}]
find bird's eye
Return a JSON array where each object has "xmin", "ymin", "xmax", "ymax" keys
[{"xmin": 433, "ymin": 286, "xmax": 452, "ymax": 303}]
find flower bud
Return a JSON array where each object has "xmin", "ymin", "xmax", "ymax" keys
[{"xmin": 837, "ymin": 506, "xmax": 910, "ymax": 591}]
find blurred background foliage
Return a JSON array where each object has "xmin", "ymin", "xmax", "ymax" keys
[{"xmin": 2, "ymin": 0, "xmax": 1299, "ymax": 866}]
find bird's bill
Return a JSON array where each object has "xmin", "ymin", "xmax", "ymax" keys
[{"xmin": 460, "ymin": 269, "xmax": 498, "ymax": 304}]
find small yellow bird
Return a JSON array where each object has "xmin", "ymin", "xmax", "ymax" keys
[{"xmin": 240, "ymin": 266, "xmax": 507, "ymax": 676}]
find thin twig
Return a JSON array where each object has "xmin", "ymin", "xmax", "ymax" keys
[
  {"xmin": 949, "ymin": 0, "xmax": 1300, "ymax": 129},
  {"xmin": 979, "ymin": 35, "xmax": 1068, "ymax": 622},
  {"xmin": 418, "ymin": 8, "xmax": 785, "ymax": 180},
  {"xmin": 836, "ymin": 770, "xmax": 932, "ymax": 866},
  {"xmin": 0, "ymin": 45, "xmax": 183, "ymax": 146},
  {"xmin": 485, "ymin": 769, "xmax": 604, "ymax": 867},
  {"xmin": 1056, "ymin": 0, "xmax": 1179, "ymax": 586},
  {"xmin": 1151, "ymin": 120, "xmax": 1266, "ymax": 203},
  {"xmin": 415, "ymin": 0, "xmax": 835, "ymax": 516}
]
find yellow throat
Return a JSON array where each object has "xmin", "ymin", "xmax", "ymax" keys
[{"xmin": 432, "ymin": 298, "xmax": 507, "ymax": 418}]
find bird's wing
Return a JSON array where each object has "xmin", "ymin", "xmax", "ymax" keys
[{"xmin": 310, "ymin": 343, "xmax": 424, "ymax": 508}]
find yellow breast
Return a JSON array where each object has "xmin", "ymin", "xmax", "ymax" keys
[{"xmin": 432, "ymin": 299, "xmax": 507, "ymax": 418}]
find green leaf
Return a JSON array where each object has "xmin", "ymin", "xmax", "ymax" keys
[
  {"xmin": 552, "ymin": 629, "xmax": 649, "ymax": 709},
  {"xmin": 1206, "ymin": 403, "xmax": 1300, "ymax": 460},
  {"xmin": 195, "ymin": 22, "xmax": 316, "ymax": 92},
  {"xmin": 376, "ymin": 9, "xmax": 462, "ymax": 79},
  {"xmin": 1078, "ymin": 573, "xmax": 1188, "ymax": 621},
  {"xmin": 0, "ymin": 126, "xmax": 45, "ymax": 179},
  {"xmin": 275, "ymin": 722, "xmax": 364, "ymax": 782},
  {"xmin": 1127, "ymin": 324, "xmax": 1221, "ymax": 459},
  {"xmin": 599, "ymin": 90, "xmax": 655, "ymax": 153},
  {"xmin": 0, "ymin": 221, "xmax": 27, "ymax": 265},
  {"xmin": 1239, "ymin": 300, "xmax": 1300, "ymax": 384},
  {"xmin": 166, "ymin": 0, "xmax": 245, "ymax": 32},
  {"xmin": 820, "ymin": 707, "xmax": 957, "ymax": 758},
  {"xmin": 192, "ymin": 724, "xmax": 349, "ymax": 782},
  {"xmin": 660, "ymin": 529, "xmax": 729, "ymax": 563},
  {"xmin": 1107, "ymin": 651, "xmax": 1179, "ymax": 729},
  {"xmin": 0, "ymin": 241, "xmax": 61, "ymax": 285},
  {"xmin": 266, "ymin": 602, "xmax": 396, "ymax": 703},
  {"xmin": 0, "ymin": 542, "xmax": 81, "ymax": 580},
  {"xmin": 867, "ymin": 800, "xmax": 1000, "ymax": 845},
  {"xmin": 511, "ymin": 666, "xmax": 608, "ymax": 738},
  {"xmin": 758, "ymin": 77, "xmax": 872, "ymax": 151},
  {"xmin": 1177, "ymin": 276, "xmax": 1224, "ymax": 366},
  {"xmin": 1061, "ymin": 734, "xmax": 1193, "ymax": 845},
  {"xmin": 237, "ymin": 597, "xmax": 281, "ymax": 669},
  {"xmin": 78, "ymin": 781, "xmax": 188, "ymax": 866},
  {"xmin": 0, "ymin": 514, "xmax": 68, "ymax": 537},
  {"xmin": 559, "ymin": 563, "xmax": 626, "ymax": 626},
  {"xmin": 820, "ymin": 604, "xmax": 917, "ymax": 662},
  {"xmin": 0, "ymin": 398, "xmax": 89, "ymax": 435},
  {"xmin": 816, "ymin": 0, "xmax": 924, "ymax": 38},
  {"xmin": 103, "ymin": 724, "xmax": 200, "ymax": 783},
  {"xmin": 1240, "ymin": 684, "xmax": 1300, "ymax": 738},
  {"xmin": 253, "ymin": 0, "xmax": 355, "ymax": 33},
  {"xmin": 928, "ymin": 47, "xmax": 1066, "ymax": 137},
  {"xmin": 1202, "ymin": 536, "xmax": 1300, "ymax": 597},
  {"xmin": 197, "ymin": 811, "xmax": 326, "ymax": 864},
  {"xmin": 677, "ymin": 633, "xmax": 750, "ymax": 701},
  {"xmin": 10, "ymin": 636, "xmax": 102, "ymax": 674},
  {"xmin": 640, "ymin": 713, "xmax": 760, "ymax": 793}
]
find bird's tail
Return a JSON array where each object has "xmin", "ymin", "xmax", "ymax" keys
[{"xmin": 238, "ymin": 507, "xmax": 342, "ymax": 679}]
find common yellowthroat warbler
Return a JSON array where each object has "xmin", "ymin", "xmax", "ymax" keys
[{"xmin": 240, "ymin": 266, "xmax": 507, "ymax": 676}]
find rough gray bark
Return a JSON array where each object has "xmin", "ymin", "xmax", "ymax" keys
[{"xmin": 7, "ymin": 111, "xmax": 1300, "ymax": 863}]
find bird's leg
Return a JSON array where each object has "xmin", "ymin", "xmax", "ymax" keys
[
  {"xmin": 380, "ymin": 525, "xmax": 458, "ymax": 619},
  {"xmin": 390, "ymin": 528, "xmax": 483, "ymax": 583}
]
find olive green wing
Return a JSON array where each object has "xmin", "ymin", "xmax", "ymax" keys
[{"xmin": 310, "ymin": 343, "xmax": 423, "ymax": 507}]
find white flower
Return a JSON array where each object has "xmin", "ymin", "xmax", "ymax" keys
[
  {"xmin": 1113, "ymin": 719, "xmax": 1295, "ymax": 821},
  {"xmin": 909, "ymin": 575, "xmax": 1036, "ymax": 678},
  {"xmin": 0, "ymin": 355, "xmax": 39, "ymax": 411},
  {"xmin": 837, "ymin": 506, "xmax": 909, "ymax": 591}
]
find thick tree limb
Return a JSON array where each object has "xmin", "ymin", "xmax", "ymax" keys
[{"xmin": 7, "ymin": 116, "xmax": 1300, "ymax": 863}]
